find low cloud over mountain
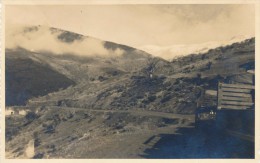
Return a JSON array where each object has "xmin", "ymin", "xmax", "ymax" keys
[{"xmin": 6, "ymin": 25, "xmax": 125, "ymax": 57}]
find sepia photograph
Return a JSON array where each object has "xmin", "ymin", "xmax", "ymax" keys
[{"xmin": 2, "ymin": 2, "xmax": 259, "ymax": 160}]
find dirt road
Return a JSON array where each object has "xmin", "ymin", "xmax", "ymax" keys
[{"xmin": 52, "ymin": 106, "xmax": 194, "ymax": 120}]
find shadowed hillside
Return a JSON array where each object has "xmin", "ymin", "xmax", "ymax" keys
[{"xmin": 6, "ymin": 49, "xmax": 75, "ymax": 106}]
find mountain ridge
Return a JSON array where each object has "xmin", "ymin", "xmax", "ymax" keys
[
  {"xmin": 140, "ymin": 35, "xmax": 254, "ymax": 60},
  {"xmin": 6, "ymin": 26, "xmax": 255, "ymax": 114},
  {"xmin": 5, "ymin": 27, "xmax": 255, "ymax": 159}
]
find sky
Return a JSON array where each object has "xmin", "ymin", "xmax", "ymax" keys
[{"xmin": 5, "ymin": 5, "xmax": 255, "ymax": 58}]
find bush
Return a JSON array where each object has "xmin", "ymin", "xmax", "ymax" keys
[
  {"xmin": 34, "ymin": 138, "xmax": 41, "ymax": 147},
  {"xmin": 33, "ymin": 153, "xmax": 44, "ymax": 159},
  {"xmin": 207, "ymin": 61, "xmax": 212, "ymax": 70},
  {"xmin": 160, "ymin": 95, "xmax": 172, "ymax": 103},
  {"xmin": 33, "ymin": 131, "xmax": 41, "ymax": 147},
  {"xmin": 148, "ymin": 95, "xmax": 156, "ymax": 102},
  {"xmin": 98, "ymin": 76, "xmax": 107, "ymax": 81},
  {"xmin": 45, "ymin": 125, "xmax": 55, "ymax": 134},
  {"xmin": 25, "ymin": 112, "xmax": 37, "ymax": 121}
]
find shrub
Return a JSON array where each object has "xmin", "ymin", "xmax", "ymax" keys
[
  {"xmin": 45, "ymin": 125, "xmax": 55, "ymax": 134},
  {"xmin": 25, "ymin": 112, "xmax": 37, "ymax": 121},
  {"xmin": 148, "ymin": 95, "xmax": 156, "ymax": 102},
  {"xmin": 207, "ymin": 61, "xmax": 212, "ymax": 70},
  {"xmin": 33, "ymin": 153, "xmax": 44, "ymax": 159},
  {"xmin": 160, "ymin": 95, "xmax": 172, "ymax": 103}
]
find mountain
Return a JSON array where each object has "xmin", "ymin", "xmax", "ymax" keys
[
  {"xmin": 5, "ymin": 26, "xmax": 255, "ymax": 159},
  {"xmin": 5, "ymin": 25, "xmax": 160, "ymax": 106},
  {"xmin": 5, "ymin": 25, "xmax": 255, "ymax": 113},
  {"xmin": 6, "ymin": 25, "xmax": 155, "ymax": 81},
  {"xmin": 140, "ymin": 35, "xmax": 253, "ymax": 60}
]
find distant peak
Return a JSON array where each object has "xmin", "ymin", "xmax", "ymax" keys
[
  {"xmin": 229, "ymin": 35, "xmax": 254, "ymax": 42},
  {"xmin": 140, "ymin": 36, "xmax": 255, "ymax": 60}
]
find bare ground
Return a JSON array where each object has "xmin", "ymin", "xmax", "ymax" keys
[
  {"xmin": 5, "ymin": 107, "xmax": 194, "ymax": 159},
  {"xmin": 6, "ymin": 106, "xmax": 254, "ymax": 159}
]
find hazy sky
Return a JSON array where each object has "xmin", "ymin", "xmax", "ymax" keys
[{"xmin": 6, "ymin": 5, "xmax": 255, "ymax": 48}]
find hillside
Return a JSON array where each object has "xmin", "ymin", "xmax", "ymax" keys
[
  {"xmin": 5, "ymin": 26, "xmax": 255, "ymax": 159},
  {"xmin": 26, "ymin": 37, "xmax": 255, "ymax": 114},
  {"xmin": 5, "ymin": 26, "xmax": 254, "ymax": 114},
  {"xmin": 5, "ymin": 26, "xmax": 155, "ymax": 106},
  {"xmin": 6, "ymin": 48, "xmax": 75, "ymax": 106}
]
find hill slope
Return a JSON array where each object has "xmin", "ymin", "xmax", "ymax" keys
[
  {"xmin": 5, "ymin": 26, "xmax": 159, "ymax": 106},
  {"xmin": 6, "ymin": 48, "xmax": 75, "ymax": 106},
  {"xmin": 5, "ymin": 26, "xmax": 255, "ymax": 159},
  {"xmin": 6, "ymin": 26, "xmax": 255, "ymax": 113}
]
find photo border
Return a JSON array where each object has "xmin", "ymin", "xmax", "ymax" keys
[{"xmin": 1, "ymin": 0, "xmax": 259, "ymax": 162}]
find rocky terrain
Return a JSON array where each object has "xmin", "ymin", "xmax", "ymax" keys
[{"xmin": 5, "ymin": 26, "xmax": 255, "ymax": 158}]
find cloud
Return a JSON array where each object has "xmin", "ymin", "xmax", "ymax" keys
[
  {"xmin": 5, "ymin": 5, "xmax": 255, "ymax": 48},
  {"xmin": 6, "ymin": 25, "xmax": 125, "ymax": 57},
  {"xmin": 5, "ymin": 5, "xmax": 255, "ymax": 60},
  {"xmin": 152, "ymin": 5, "xmax": 232, "ymax": 24}
]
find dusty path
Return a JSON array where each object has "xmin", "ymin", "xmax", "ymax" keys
[{"xmin": 51, "ymin": 106, "xmax": 194, "ymax": 120}]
